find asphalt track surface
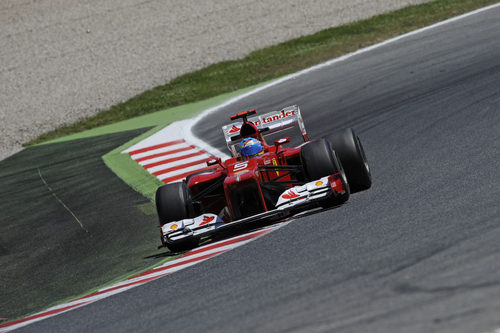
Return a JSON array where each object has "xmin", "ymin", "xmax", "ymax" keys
[{"xmin": 19, "ymin": 6, "xmax": 500, "ymax": 333}]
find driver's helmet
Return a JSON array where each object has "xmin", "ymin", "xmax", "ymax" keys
[{"xmin": 239, "ymin": 137, "xmax": 264, "ymax": 157}]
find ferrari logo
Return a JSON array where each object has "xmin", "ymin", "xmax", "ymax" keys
[
  {"xmin": 199, "ymin": 215, "xmax": 215, "ymax": 226},
  {"xmin": 282, "ymin": 190, "xmax": 299, "ymax": 200},
  {"xmin": 229, "ymin": 125, "xmax": 240, "ymax": 133}
]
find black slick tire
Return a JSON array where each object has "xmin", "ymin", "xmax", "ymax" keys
[
  {"xmin": 155, "ymin": 182, "xmax": 198, "ymax": 252},
  {"xmin": 155, "ymin": 182, "xmax": 194, "ymax": 225},
  {"xmin": 327, "ymin": 128, "xmax": 371, "ymax": 193},
  {"xmin": 300, "ymin": 139, "xmax": 349, "ymax": 206}
]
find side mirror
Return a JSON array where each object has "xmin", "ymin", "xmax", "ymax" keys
[
  {"xmin": 274, "ymin": 137, "xmax": 290, "ymax": 149},
  {"xmin": 207, "ymin": 157, "xmax": 222, "ymax": 167}
]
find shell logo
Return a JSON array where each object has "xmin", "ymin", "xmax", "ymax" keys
[
  {"xmin": 282, "ymin": 190, "xmax": 300, "ymax": 200},
  {"xmin": 170, "ymin": 224, "xmax": 178, "ymax": 230}
]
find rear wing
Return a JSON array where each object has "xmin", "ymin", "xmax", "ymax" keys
[{"xmin": 221, "ymin": 105, "xmax": 309, "ymax": 156}]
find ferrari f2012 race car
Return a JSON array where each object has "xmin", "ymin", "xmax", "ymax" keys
[{"xmin": 155, "ymin": 105, "xmax": 371, "ymax": 252}]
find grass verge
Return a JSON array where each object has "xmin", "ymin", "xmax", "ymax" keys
[
  {"xmin": 98, "ymin": 84, "xmax": 267, "ymax": 200},
  {"xmin": 26, "ymin": 0, "xmax": 499, "ymax": 146},
  {"xmin": 0, "ymin": 130, "xmax": 174, "ymax": 321}
]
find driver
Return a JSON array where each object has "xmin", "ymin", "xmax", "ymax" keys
[{"xmin": 239, "ymin": 137, "xmax": 264, "ymax": 158}]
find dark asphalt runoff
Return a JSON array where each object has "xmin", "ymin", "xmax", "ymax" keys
[{"xmin": 20, "ymin": 6, "xmax": 500, "ymax": 333}]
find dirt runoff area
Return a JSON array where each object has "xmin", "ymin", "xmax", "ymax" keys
[{"xmin": 0, "ymin": 0, "xmax": 430, "ymax": 160}]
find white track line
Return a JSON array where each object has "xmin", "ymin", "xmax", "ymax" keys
[
  {"xmin": 137, "ymin": 150, "xmax": 207, "ymax": 166},
  {"xmin": 124, "ymin": 119, "xmax": 193, "ymax": 153},
  {"xmin": 123, "ymin": 121, "xmax": 216, "ymax": 184},
  {"xmin": 146, "ymin": 155, "xmax": 210, "ymax": 173},
  {"xmin": 182, "ymin": 2, "xmax": 500, "ymax": 156},
  {"xmin": 129, "ymin": 142, "xmax": 189, "ymax": 160},
  {"xmin": 4, "ymin": 4, "xmax": 498, "ymax": 332},
  {"xmin": 156, "ymin": 163, "xmax": 212, "ymax": 180}
]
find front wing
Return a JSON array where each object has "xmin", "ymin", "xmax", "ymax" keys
[{"xmin": 161, "ymin": 174, "xmax": 346, "ymax": 246}]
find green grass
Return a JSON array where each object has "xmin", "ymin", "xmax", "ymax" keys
[
  {"xmin": 0, "ymin": 130, "xmax": 172, "ymax": 320},
  {"xmin": 40, "ymin": 84, "xmax": 266, "ymax": 145},
  {"xmin": 98, "ymin": 85, "xmax": 267, "ymax": 200},
  {"xmin": 25, "ymin": 0, "xmax": 499, "ymax": 146},
  {"xmin": 102, "ymin": 129, "xmax": 163, "ymax": 201},
  {"xmin": 42, "ymin": 83, "xmax": 270, "ymax": 201},
  {"xmin": 3, "ymin": 0, "xmax": 499, "ymax": 322}
]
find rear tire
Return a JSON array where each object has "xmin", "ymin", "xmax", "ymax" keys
[
  {"xmin": 155, "ymin": 182, "xmax": 199, "ymax": 252},
  {"xmin": 327, "ymin": 128, "xmax": 371, "ymax": 193},
  {"xmin": 300, "ymin": 139, "xmax": 349, "ymax": 206}
]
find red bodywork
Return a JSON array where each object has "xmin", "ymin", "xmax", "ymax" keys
[{"xmin": 187, "ymin": 114, "xmax": 306, "ymax": 222}]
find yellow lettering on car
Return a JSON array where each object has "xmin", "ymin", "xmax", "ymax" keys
[{"xmin": 272, "ymin": 159, "xmax": 279, "ymax": 176}]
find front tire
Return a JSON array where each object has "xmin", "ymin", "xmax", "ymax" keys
[
  {"xmin": 155, "ymin": 182, "xmax": 195, "ymax": 225},
  {"xmin": 155, "ymin": 182, "xmax": 199, "ymax": 252},
  {"xmin": 327, "ymin": 128, "xmax": 371, "ymax": 193},
  {"xmin": 300, "ymin": 139, "xmax": 349, "ymax": 206}
]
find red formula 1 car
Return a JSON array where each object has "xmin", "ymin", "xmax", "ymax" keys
[{"xmin": 155, "ymin": 105, "xmax": 371, "ymax": 252}]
